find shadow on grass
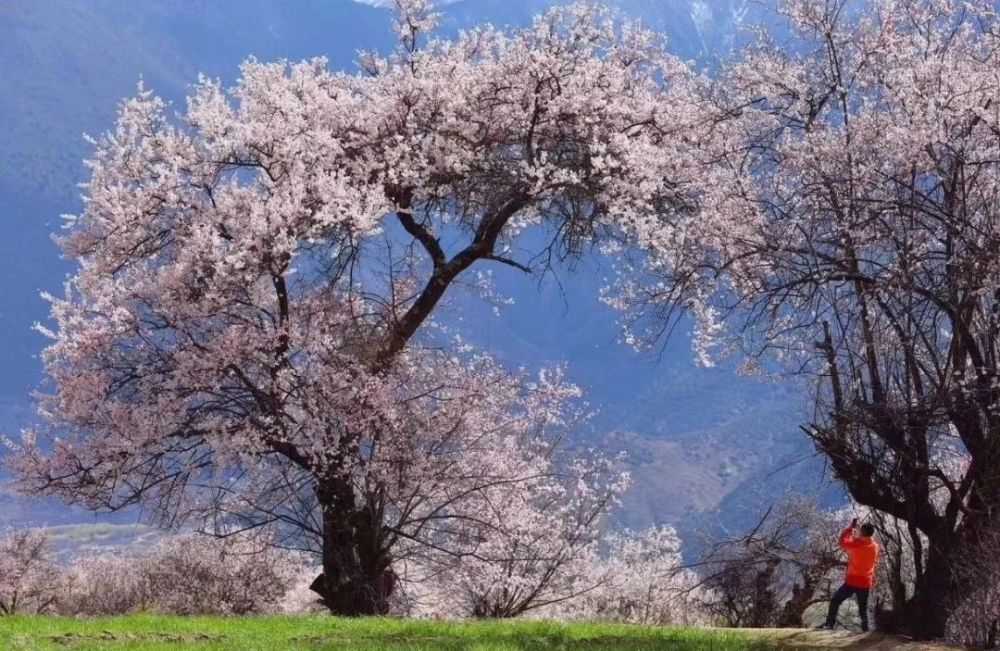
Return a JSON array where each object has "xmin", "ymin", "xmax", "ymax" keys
[
  {"xmin": 28, "ymin": 632, "xmax": 780, "ymax": 651},
  {"xmin": 294, "ymin": 631, "xmax": 779, "ymax": 651}
]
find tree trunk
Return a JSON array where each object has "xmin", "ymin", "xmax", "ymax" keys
[
  {"xmin": 309, "ymin": 479, "xmax": 393, "ymax": 616},
  {"xmin": 893, "ymin": 512, "xmax": 1000, "ymax": 640},
  {"xmin": 777, "ymin": 562, "xmax": 835, "ymax": 628},
  {"xmin": 873, "ymin": 530, "xmax": 912, "ymax": 634},
  {"xmin": 896, "ymin": 543, "xmax": 955, "ymax": 639},
  {"xmin": 777, "ymin": 583, "xmax": 812, "ymax": 628}
]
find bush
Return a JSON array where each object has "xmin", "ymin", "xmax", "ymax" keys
[
  {"xmin": 391, "ymin": 526, "xmax": 707, "ymax": 624},
  {"xmin": 698, "ymin": 498, "xmax": 844, "ymax": 628},
  {"xmin": 59, "ymin": 532, "xmax": 312, "ymax": 616},
  {"xmin": 567, "ymin": 526, "xmax": 707, "ymax": 626},
  {"xmin": 143, "ymin": 534, "xmax": 300, "ymax": 615},
  {"xmin": 0, "ymin": 530, "xmax": 63, "ymax": 615},
  {"xmin": 63, "ymin": 553, "xmax": 150, "ymax": 616}
]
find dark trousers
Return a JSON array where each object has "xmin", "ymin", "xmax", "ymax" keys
[{"xmin": 825, "ymin": 583, "xmax": 870, "ymax": 631}]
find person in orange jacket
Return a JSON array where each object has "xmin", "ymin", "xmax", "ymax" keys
[{"xmin": 821, "ymin": 518, "xmax": 879, "ymax": 632}]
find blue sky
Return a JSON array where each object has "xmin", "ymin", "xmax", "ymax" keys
[{"xmin": 0, "ymin": 0, "xmax": 827, "ymax": 533}]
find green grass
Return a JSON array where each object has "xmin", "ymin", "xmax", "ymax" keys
[{"xmin": 0, "ymin": 615, "xmax": 776, "ymax": 650}]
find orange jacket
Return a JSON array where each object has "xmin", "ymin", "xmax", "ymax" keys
[{"xmin": 840, "ymin": 527, "xmax": 879, "ymax": 589}]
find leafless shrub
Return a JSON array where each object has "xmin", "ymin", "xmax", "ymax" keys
[{"xmin": 698, "ymin": 497, "xmax": 844, "ymax": 628}]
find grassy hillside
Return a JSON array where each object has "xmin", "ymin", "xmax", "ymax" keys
[{"xmin": 0, "ymin": 616, "xmax": 769, "ymax": 651}]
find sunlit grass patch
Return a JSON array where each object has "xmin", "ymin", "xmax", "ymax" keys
[{"xmin": 0, "ymin": 615, "xmax": 769, "ymax": 650}]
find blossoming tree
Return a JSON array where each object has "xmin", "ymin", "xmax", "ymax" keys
[
  {"xmin": 620, "ymin": 0, "xmax": 1000, "ymax": 638},
  {"xmin": 7, "ymin": 1, "xmax": 701, "ymax": 615}
]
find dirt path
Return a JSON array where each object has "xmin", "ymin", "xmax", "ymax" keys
[{"xmin": 739, "ymin": 628, "xmax": 961, "ymax": 650}]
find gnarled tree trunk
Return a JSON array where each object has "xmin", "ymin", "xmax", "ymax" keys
[
  {"xmin": 777, "ymin": 559, "xmax": 838, "ymax": 628},
  {"xmin": 895, "ymin": 544, "xmax": 954, "ymax": 640},
  {"xmin": 309, "ymin": 478, "xmax": 393, "ymax": 616}
]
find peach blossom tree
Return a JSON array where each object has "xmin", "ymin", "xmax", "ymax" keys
[
  {"xmin": 616, "ymin": 0, "xmax": 1000, "ymax": 638},
  {"xmin": 6, "ymin": 1, "xmax": 701, "ymax": 615}
]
